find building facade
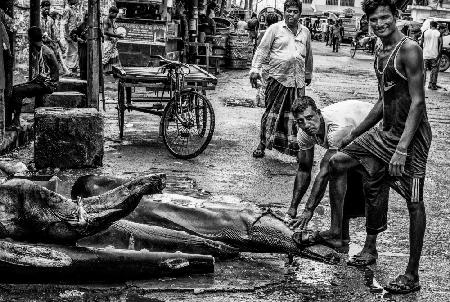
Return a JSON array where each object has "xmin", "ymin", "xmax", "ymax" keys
[
  {"xmin": 253, "ymin": 0, "xmax": 363, "ymax": 16},
  {"xmin": 408, "ymin": 0, "xmax": 450, "ymax": 21}
]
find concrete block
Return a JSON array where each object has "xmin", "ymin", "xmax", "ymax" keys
[
  {"xmin": 43, "ymin": 91, "xmax": 86, "ymax": 108},
  {"xmin": 34, "ymin": 108, "xmax": 104, "ymax": 169},
  {"xmin": 56, "ymin": 78, "xmax": 88, "ymax": 95}
]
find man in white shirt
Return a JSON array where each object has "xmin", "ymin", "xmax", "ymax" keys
[
  {"xmin": 320, "ymin": 19, "xmax": 329, "ymax": 44},
  {"xmin": 250, "ymin": 0, "xmax": 313, "ymax": 158},
  {"xmin": 421, "ymin": 21, "xmax": 442, "ymax": 90},
  {"xmin": 286, "ymin": 97, "xmax": 387, "ymax": 259}
]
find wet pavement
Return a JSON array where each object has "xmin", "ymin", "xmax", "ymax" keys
[{"xmin": 4, "ymin": 41, "xmax": 450, "ymax": 301}]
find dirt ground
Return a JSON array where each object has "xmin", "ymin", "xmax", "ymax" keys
[{"xmin": 3, "ymin": 41, "xmax": 450, "ymax": 301}]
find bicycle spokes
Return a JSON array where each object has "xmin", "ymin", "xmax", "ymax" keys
[{"xmin": 162, "ymin": 91, "xmax": 215, "ymax": 159}]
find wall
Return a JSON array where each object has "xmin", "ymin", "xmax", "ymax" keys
[{"xmin": 13, "ymin": 0, "xmax": 116, "ymax": 69}]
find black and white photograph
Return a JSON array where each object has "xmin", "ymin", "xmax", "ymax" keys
[{"xmin": 0, "ymin": 0, "xmax": 448, "ymax": 301}]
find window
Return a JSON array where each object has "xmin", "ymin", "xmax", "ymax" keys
[
  {"xmin": 326, "ymin": 0, "xmax": 339, "ymax": 5},
  {"xmin": 303, "ymin": 0, "xmax": 312, "ymax": 3},
  {"xmin": 340, "ymin": 0, "xmax": 355, "ymax": 6}
]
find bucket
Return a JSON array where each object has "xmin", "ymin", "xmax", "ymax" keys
[{"xmin": 213, "ymin": 17, "xmax": 233, "ymax": 34}]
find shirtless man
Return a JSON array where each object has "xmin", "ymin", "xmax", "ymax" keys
[{"xmin": 325, "ymin": 0, "xmax": 432, "ymax": 294}]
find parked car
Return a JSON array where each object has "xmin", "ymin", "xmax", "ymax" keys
[{"xmin": 440, "ymin": 47, "xmax": 450, "ymax": 72}]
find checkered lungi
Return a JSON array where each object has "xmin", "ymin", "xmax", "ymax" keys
[{"xmin": 260, "ymin": 78, "xmax": 305, "ymax": 156}]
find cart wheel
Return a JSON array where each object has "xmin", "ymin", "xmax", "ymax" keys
[
  {"xmin": 162, "ymin": 91, "xmax": 215, "ymax": 159},
  {"xmin": 117, "ymin": 84, "xmax": 125, "ymax": 139},
  {"xmin": 350, "ymin": 41, "xmax": 357, "ymax": 58},
  {"xmin": 117, "ymin": 104, "xmax": 125, "ymax": 139}
]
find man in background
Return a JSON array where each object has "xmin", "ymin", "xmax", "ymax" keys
[
  {"xmin": 421, "ymin": 21, "xmax": 442, "ymax": 90},
  {"xmin": 10, "ymin": 27, "xmax": 59, "ymax": 129},
  {"xmin": 63, "ymin": 0, "xmax": 82, "ymax": 75},
  {"xmin": 250, "ymin": 0, "xmax": 312, "ymax": 158}
]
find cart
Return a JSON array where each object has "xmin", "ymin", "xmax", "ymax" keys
[{"xmin": 112, "ymin": 62, "xmax": 218, "ymax": 159}]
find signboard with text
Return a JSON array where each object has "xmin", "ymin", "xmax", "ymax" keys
[{"xmin": 115, "ymin": 21, "xmax": 167, "ymax": 42}]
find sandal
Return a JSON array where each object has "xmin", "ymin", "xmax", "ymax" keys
[
  {"xmin": 252, "ymin": 148, "xmax": 265, "ymax": 158},
  {"xmin": 384, "ymin": 274, "xmax": 421, "ymax": 294},
  {"xmin": 347, "ymin": 253, "xmax": 377, "ymax": 267}
]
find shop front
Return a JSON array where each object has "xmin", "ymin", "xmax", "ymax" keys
[{"xmin": 115, "ymin": 0, "xmax": 182, "ymax": 66}]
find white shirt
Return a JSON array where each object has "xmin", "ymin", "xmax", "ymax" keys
[
  {"xmin": 422, "ymin": 28, "xmax": 441, "ymax": 59},
  {"xmin": 297, "ymin": 100, "xmax": 373, "ymax": 150},
  {"xmin": 321, "ymin": 22, "xmax": 328, "ymax": 33},
  {"xmin": 251, "ymin": 20, "xmax": 313, "ymax": 88}
]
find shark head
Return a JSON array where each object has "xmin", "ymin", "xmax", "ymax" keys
[{"xmin": 2, "ymin": 174, "xmax": 165, "ymax": 244}]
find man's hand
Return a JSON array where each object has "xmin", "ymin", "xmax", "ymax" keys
[
  {"xmin": 337, "ymin": 132, "xmax": 355, "ymax": 150},
  {"xmin": 389, "ymin": 151, "xmax": 406, "ymax": 176},
  {"xmin": 288, "ymin": 209, "xmax": 313, "ymax": 230},
  {"xmin": 249, "ymin": 71, "xmax": 261, "ymax": 88},
  {"xmin": 305, "ymin": 78, "xmax": 312, "ymax": 86}
]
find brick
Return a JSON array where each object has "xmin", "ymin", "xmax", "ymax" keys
[
  {"xmin": 34, "ymin": 108, "xmax": 104, "ymax": 169},
  {"xmin": 43, "ymin": 91, "xmax": 86, "ymax": 108}
]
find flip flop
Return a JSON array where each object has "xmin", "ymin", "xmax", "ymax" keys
[
  {"xmin": 347, "ymin": 253, "xmax": 377, "ymax": 267},
  {"xmin": 384, "ymin": 274, "xmax": 421, "ymax": 294},
  {"xmin": 252, "ymin": 148, "xmax": 265, "ymax": 158}
]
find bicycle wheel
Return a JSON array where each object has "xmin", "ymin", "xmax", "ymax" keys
[
  {"xmin": 162, "ymin": 91, "xmax": 215, "ymax": 159},
  {"xmin": 350, "ymin": 41, "xmax": 357, "ymax": 58}
]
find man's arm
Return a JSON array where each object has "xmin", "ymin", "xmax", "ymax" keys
[
  {"xmin": 390, "ymin": 41, "xmax": 426, "ymax": 176},
  {"xmin": 437, "ymin": 35, "xmax": 443, "ymax": 59},
  {"xmin": 289, "ymin": 149, "xmax": 336, "ymax": 230},
  {"xmin": 249, "ymin": 25, "xmax": 275, "ymax": 87},
  {"xmin": 287, "ymin": 147, "xmax": 314, "ymax": 219},
  {"xmin": 43, "ymin": 47, "xmax": 60, "ymax": 84},
  {"xmin": 419, "ymin": 31, "xmax": 425, "ymax": 48},
  {"xmin": 305, "ymin": 28, "xmax": 313, "ymax": 85}
]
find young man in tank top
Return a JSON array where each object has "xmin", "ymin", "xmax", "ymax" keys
[{"xmin": 318, "ymin": 0, "xmax": 431, "ymax": 294}]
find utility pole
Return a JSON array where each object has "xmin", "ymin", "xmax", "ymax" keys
[
  {"xmin": 1, "ymin": 0, "xmax": 14, "ymax": 136},
  {"xmin": 87, "ymin": 0, "xmax": 100, "ymax": 109},
  {"xmin": 29, "ymin": 0, "xmax": 41, "ymax": 80}
]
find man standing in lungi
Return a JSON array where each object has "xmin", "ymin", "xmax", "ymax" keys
[
  {"xmin": 250, "ymin": 0, "xmax": 313, "ymax": 158},
  {"xmin": 102, "ymin": 6, "xmax": 123, "ymax": 74},
  {"xmin": 325, "ymin": 0, "xmax": 432, "ymax": 294},
  {"xmin": 63, "ymin": 0, "xmax": 81, "ymax": 75}
]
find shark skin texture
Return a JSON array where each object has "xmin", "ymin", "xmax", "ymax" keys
[
  {"xmin": 0, "ymin": 174, "xmax": 216, "ymax": 282},
  {"xmin": 76, "ymin": 175, "xmax": 341, "ymax": 265},
  {"xmin": 0, "ymin": 174, "xmax": 166, "ymax": 244}
]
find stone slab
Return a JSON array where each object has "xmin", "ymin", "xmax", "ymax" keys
[
  {"xmin": 56, "ymin": 78, "xmax": 88, "ymax": 95},
  {"xmin": 43, "ymin": 91, "xmax": 86, "ymax": 108},
  {"xmin": 34, "ymin": 108, "xmax": 104, "ymax": 169}
]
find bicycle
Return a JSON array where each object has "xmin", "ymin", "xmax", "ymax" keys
[
  {"xmin": 115, "ymin": 56, "xmax": 215, "ymax": 159},
  {"xmin": 155, "ymin": 56, "xmax": 215, "ymax": 159},
  {"xmin": 349, "ymin": 34, "xmax": 376, "ymax": 58}
]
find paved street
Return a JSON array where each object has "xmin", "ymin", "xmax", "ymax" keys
[{"xmin": 4, "ymin": 41, "xmax": 450, "ymax": 301}]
